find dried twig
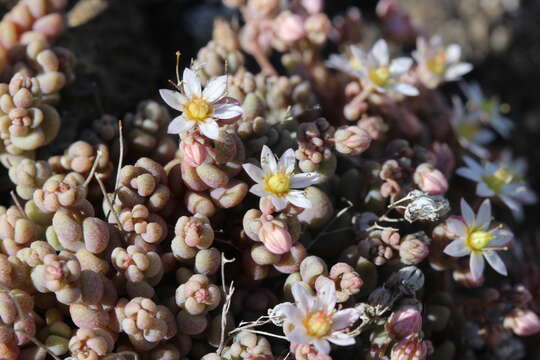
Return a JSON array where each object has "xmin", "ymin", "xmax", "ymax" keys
[
  {"xmin": 10, "ymin": 191, "xmax": 27, "ymax": 219},
  {"xmin": 83, "ymin": 149, "xmax": 103, "ymax": 187},
  {"xmin": 217, "ymin": 254, "xmax": 236, "ymax": 355}
]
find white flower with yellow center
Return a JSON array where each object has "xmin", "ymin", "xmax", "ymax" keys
[
  {"xmin": 327, "ymin": 40, "xmax": 419, "ymax": 96},
  {"xmin": 272, "ymin": 281, "xmax": 359, "ymax": 354},
  {"xmin": 444, "ymin": 199, "xmax": 513, "ymax": 280},
  {"xmin": 460, "ymin": 82, "xmax": 513, "ymax": 138},
  {"xmin": 159, "ymin": 68, "xmax": 243, "ymax": 140},
  {"xmin": 450, "ymin": 96, "xmax": 494, "ymax": 158},
  {"xmin": 457, "ymin": 156, "xmax": 537, "ymax": 220},
  {"xmin": 243, "ymin": 146, "xmax": 320, "ymax": 211},
  {"xmin": 413, "ymin": 36, "xmax": 472, "ymax": 88}
]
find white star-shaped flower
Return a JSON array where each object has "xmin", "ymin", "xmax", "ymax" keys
[
  {"xmin": 272, "ymin": 280, "xmax": 360, "ymax": 354},
  {"xmin": 444, "ymin": 199, "xmax": 512, "ymax": 280},
  {"xmin": 413, "ymin": 36, "xmax": 472, "ymax": 88},
  {"xmin": 327, "ymin": 39, "xmax": 419, "ymax": 96},
  {"xmin": 242, "ymin": 145, "xmax": 320, "ymax": 211},
  {"xmin": 159, "ymin": 68, "xmax": 243, "ymax": 140},
  {"xmin": 457, "ymin": 156, "xmax": 537, "ymax": 220}
]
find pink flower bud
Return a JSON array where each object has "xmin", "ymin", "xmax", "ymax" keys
[
  {"xmin": 180, "ymin": 137, "xmax": 208, "ymax": 167},
  {"xmin": 413, "ymin": 163, "xmax": 448, "ymax": 195},
  {"xmin": 258, "ymin": 220, "xmax": 292, "ymax": 255},
  {"xmin": 301, "ymin": 0, "xmax": 324, "ymax": 14},
  {"xmin": 504, "ymin": 309, "xmax": 540, "ymax": 336},
  {"xmin": 334, "ymin": 126, "xmax": 371, "ymax": 155},
  {"xmin": 390, "ymin": 334, "xmax": 428, "ymax": 360},
  {"xmin": 275, "ymin": 12, "xmax": 305, "ymax": 43},
  {"xmin": 387, "ymin": 305, "xmax": 422, "ymax": 339}
]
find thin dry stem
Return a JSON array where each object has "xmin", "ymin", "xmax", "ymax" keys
[
  {"xmin": 107, "ymin": 120, "xmax": 124, "ymax": 221},
  {"xmin": 217, "ymin": 254, "xmax": 236, "ymax": 355},
  {"xmin": 10, "ymin": 191, "xmax": 27, "ymax": 219},
  {"xmin": 83, "ymin": 149, "xmax": 103, "ymax": 187}
]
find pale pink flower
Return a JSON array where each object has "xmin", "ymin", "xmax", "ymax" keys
[
  {"xmin": 272, "ymin": 281, "xmax": 359, "ymax": 354},
  {"xmin": 443, "ymin": 199, "xmax": 513, "ymax": 280},
  {"xmin": 160, "ymin": 68, "xmax": 243, "ymax": 140},
  {"xmin": 243, "ymin": 146, "xmax": 320, "ymax": 211}
]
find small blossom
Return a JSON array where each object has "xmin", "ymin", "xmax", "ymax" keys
[
  {"xmin": 272, "ymin": 281, "xmax": 359, "ymax": 354},
  {"xmin": 457, "ymin": 156, "xmax": 537, "ymax": 219},
  {"xmin": 450, "ymin": 96, "xmax": 494, "ymax": 158},
  {"xmin": 327, "ymin": 39, "xmax": 418, "ymax": 96},
  {"xmin": 243, "ymin": 145, "xmax": 320, "ymax": 211},
  {"xmin": 444, "ymin": 199, "xmax": 513, "ymax": 280},
  {"xmin": 461, "ymin": 82, "xmax": 513, "ymax": 138},
  {"xmin": 160, "ymin": 68, "xmax": 243, "ymax": 140},
  {"xmin": 390, "ymin": 334, "xmax": 429, "ymax": 360},
  {"xmin": 503, "ymin": 309, "xmax": 540, "ymax": 337},
  {"xmin": 413, "ymin": 36, "xmax": 472, "ymax": 88}
]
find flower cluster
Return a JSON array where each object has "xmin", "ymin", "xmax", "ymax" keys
[{"xmin": 0, "ymin": 1, "xmax": 536, "ymax": 360}]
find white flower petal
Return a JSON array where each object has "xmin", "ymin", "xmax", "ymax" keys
[
  {"xmin": 261, "ymin": 145, "xmax": 278, "ymax": 174},
  {"xmin": 167, "ymin": 116, "xmax": 195, "ymax": 134},
  {"xmin": 291, "ymin": 173, "xmax": 319, "ymax": 188},
  {"xmin": 287, "ymin": 326, "xmax": 310, "ymax": 345},
  {"xmin": 249, "ymin": 183, "xmax": 267, "ymax": 198},
  {"xmin": 271, "ymin": 196, "xmax": 288, "ymax": 212},
  {"xmin": 159, "ymin": 89, "xmax": 186, "ymax": 111},
  {"xmin": 213, "ymin": 103, "xmax": 244, "ymax": 119},
  {"xmin": 470, "ymin": 252, "xmax": 485, "ymax": 280},
  {"xmin": 328, "ymin": 332, "xmax": 356, "ymax": 346},
  {"xmin": 243, "ymin": 163, "xmax": 264, "ymax": 183},
  {"xmin": 390, "ymin": 57, "xmax": 413, "ymax": 76},
  {"xmin": 312, "ymin": 339, "xmax": 331, "ymax": 355},
  {"xmin": 477, "ymin": 182, "xmax": 496, "ymax": 197},
  {"xmin": 460, "ymin": 198, "xmax": 475, "ymax": 226},
  {"xmin": 483, "ymin": 250, "xmax": 508, "ymax": 276},
  {"xmin": 392, "ymin": 82, "xmax": 419, "ymax": 96},
  {"xmin": 476, "ymin": 199, "xmax": 492, "ymax": 229},
  {"xmin": 446, "ymin": 218, "xmax": 467, "ymax": 237},
  {"xmin": 317, "ymin": 280, "xmax": 336, "ymax": 313},
  {"xmin": 274, "ymin": 303, "xmax": 303, "ymax": 324},
  {"xmin": 445, "ymin": 44, "xmax": 461, "ymax": 63},
  {"xmin": 463, "ymin": 156, "xmax": 484, "ymax": 173},
  {"xmin": 199, "ymin": 120, "xmax": 220, "ymax": 140},
  {"xmin": 182, "ymin": 68, "xmax": 201, "ymax": 98},
  {"xmin": 491, "ymin": 229, "xmax": 513, "ymax": 247},
  {"xmin": 350, "ymin": 45, "xmax": 365, "ymax": 63},
  {"xmin": 457, "ymin": 167, "xmax": 482, "ymax": 182},
  {"xmin": 445, "ymin": 63, "xmax": 473, "ymax": 80},
  {"xmin": 286, "ymin": 190, "xmax": 312, "ymax": 209},
  {"xmin": 372, "ymin": 39, "xmax": 389, "ymax": 66},
  {"xmin": 279, "ymin": 148, "xmax": 296, "ymax": 174},
  {"xmin": 332, "ymin": 309, "xmax": 359, "ymax": 330},
  {"xmin": 444, "ymin": 239, "xmax": 470, "ymax": 257},
  {"xmin": 292, "ymin": 283, "xmax": 314, "ymax": 314},
  {"xmin": 203, "ymin": 75, "xmax": 227, "ymax": 102}
]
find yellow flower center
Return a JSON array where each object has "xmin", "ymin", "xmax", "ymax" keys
[
  {"xmin": 304, "ymin": 311, "xmax": 332, "ymax": 338},
  {"xmin": 427, "ymin": 51, "xmax": 447, "ymax": 76},
  {"xmin": 468, "ymin": 229, "xmax": 494, "ymax": 251},
  {"xmin": 184, "ymin": 97, "xmax": 213, "ymax": 123},
  {"xmin": 264, "ymin": 172, "xmax": 291, "ymax": 197},
  {"xmin": 457, "ymin": 122, "xmax": 480, "ymax": 141},
  {"xmin": 368, "ymin": 66, "xmax": 391, "ymax": 87},
  {"xmin": 482, "ymin": 167, "xmax": 514, "ymax": 194}
]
